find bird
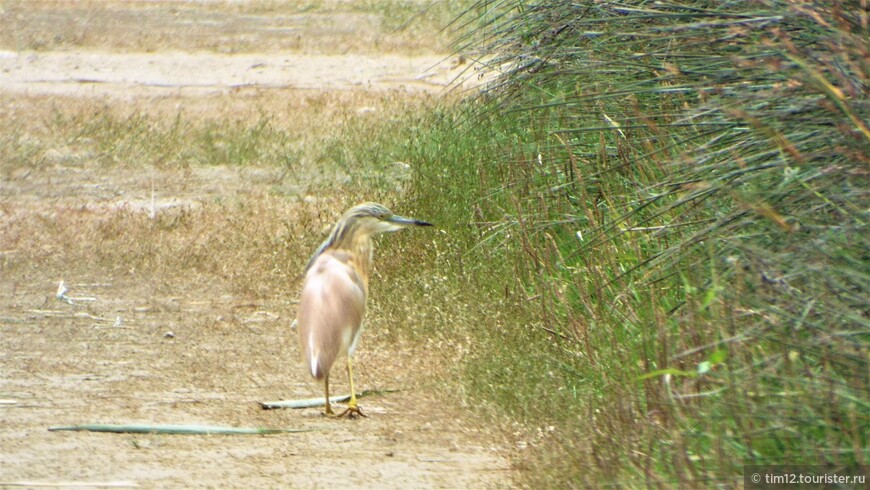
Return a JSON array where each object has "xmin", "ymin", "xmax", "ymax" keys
[{"xmin": 296, "ymin": 202, "xmax": 432, "ymax": 417}]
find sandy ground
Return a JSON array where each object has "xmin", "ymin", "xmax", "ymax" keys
[
  {"xmin": 0, "ymin": 50, "xmax": 478, "ymax": 98},
  {"xmin": 0, "ymin": 289, "xmax": 509, "ymax": 488},
  {"xmin": 0, "ymin": 2, "xmax": 509, "ymax": 488}
]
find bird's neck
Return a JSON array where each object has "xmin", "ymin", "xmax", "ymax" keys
[{"xmin": 333, "ymin": 235, "xmax": 374, "ymax": 289}]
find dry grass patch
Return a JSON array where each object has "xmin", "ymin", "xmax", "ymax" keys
[
  {"xmin": 0, "ymin": 0, "xmax": 465, "ymax": 55},
  {"xmin": 0, "ymin": 90, "xmax": 440, "ymax": 204}
]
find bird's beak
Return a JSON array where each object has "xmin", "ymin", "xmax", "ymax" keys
[{"xmin": 388, "ymin": 214, "xmax": 433, "ymax": 228}]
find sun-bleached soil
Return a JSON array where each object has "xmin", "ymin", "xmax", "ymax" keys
[{"xmin": 0, "ymin": 49, "xmax": 472, "ymax": 97}]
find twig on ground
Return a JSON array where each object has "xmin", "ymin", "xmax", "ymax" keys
[{"xmin": 259, "ymin": 389, "xmax": 400, "ymax": 410}]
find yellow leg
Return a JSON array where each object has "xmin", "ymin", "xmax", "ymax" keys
[
  {"xmin": 337, "ymin": 358, "xmax": 366, "ymax": 418},
  {"xmin": 347, "ymin": 358, "xmax": 358, "ymax": 408},
  {"xmin": 323, "ymin": 374, "xmax": 335, "ymax": 415}
]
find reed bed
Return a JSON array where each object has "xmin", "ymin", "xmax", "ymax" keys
[{"xmin": 394, "ymin": 0, "xmax": 869, "ymax": 486}]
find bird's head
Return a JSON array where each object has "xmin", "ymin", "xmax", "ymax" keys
[
  {"xmin": 341, "ymin": 202, "xmax": 432, "ymax": 236},
  {"xmin": 305, "ymin": 202, "xmax": 433, "ymax": 273}
]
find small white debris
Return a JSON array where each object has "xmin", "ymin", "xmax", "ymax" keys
[
  {"xmin": 114, "ymin": 316, "xmax": 123, "ymax": 327},
  {"xmin": 56, "ymin": 280, "xmax": 69, "ymax": 300},
  {"xmin": 164, "ymin": 331, "xmax": 175, "ymax": 339},
  {"xmin": 56, "ymin": 280, "xmax": 77, "ymax": 305},
  {"xmin": 55, "ymin": 280, "xmax": 96, "ymax": 305}
]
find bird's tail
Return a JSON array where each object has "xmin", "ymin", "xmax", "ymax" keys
[
  {"xmin": 302, "ymin": 331, "xmax": 338, "ymax": 381},
  {"xmin": 306, "ymin": 348, "xmax": 327, "ymax": 380}
]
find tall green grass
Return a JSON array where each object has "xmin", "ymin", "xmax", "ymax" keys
[{"xmin": 339, "ymin": 0, "xmax": 868, "ymax": 487}]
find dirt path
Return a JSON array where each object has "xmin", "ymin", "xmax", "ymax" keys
[
  {"xmin": 0, "ymin": 2, "xmax": 509, "ymax": 488},
  {"xmin": 0, "ymin": 50, "xmax": 476, "ymax": 98}
]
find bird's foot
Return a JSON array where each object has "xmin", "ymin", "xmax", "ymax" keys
[{"xmin": 336, "ymin": 405, "xmax": 367, "ymax": 419}]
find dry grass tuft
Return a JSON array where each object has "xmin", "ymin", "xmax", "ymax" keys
[{"xmin": 0, "ymin": 0, "xmax": 468, "ymax": 55}]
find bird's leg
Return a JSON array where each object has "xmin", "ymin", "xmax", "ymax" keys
[
  {"xmin": 323, "ymin": 374, "xmax": 335, "ymax": 416},
  {"xmin": 337, "ymin": 358, "xmax": 366, "ymax": 418}
]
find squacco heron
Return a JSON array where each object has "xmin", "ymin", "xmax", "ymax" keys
[{"xmin": 297, "ymin": 202, "xmax": 431, "ymax": 417}]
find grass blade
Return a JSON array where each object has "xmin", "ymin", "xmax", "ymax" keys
[{"xmin": 48, "ymin": 424, "xmax": 315, "ymax": 435}]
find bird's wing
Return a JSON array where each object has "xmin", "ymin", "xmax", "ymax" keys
[{"xmin": 296, "ymin": 250, "xmax": 366, "ymax": 380}]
